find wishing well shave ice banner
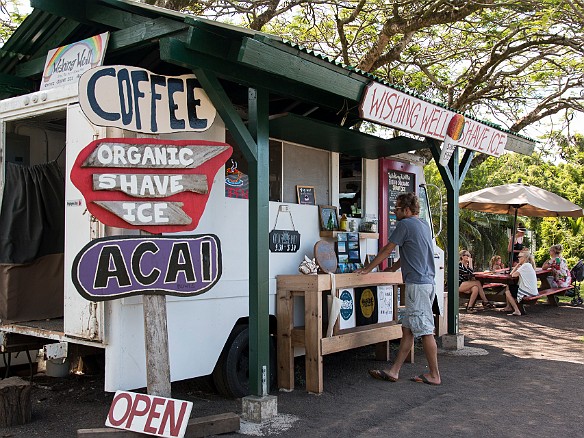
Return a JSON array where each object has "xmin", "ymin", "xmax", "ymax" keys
[
  {"xmin": 40, "ymin": 33, "xmax": 109, "ymax": 90},
  {"xmin": 359, "ymin": 82, "xmax": 507, "ymax": 157}
]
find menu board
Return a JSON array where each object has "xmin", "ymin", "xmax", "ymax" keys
[{"xmin": 387, "ymin": 170, "xmax": 416, "ymax": 234}]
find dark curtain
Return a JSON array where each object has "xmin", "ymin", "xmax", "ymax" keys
[{"xmin": 0, "ymin": 161, "xmax": 65, "ymax": 264}]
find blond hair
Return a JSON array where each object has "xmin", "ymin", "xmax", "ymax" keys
[
  {"xmin": 518, "ymin": 250, "xmax": 536, "ymax": 268},
  {"xmin": 550, "ymin": 244, "xmax": 563, "ymax": 255}
]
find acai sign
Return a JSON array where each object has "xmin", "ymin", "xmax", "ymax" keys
[
  {"xmin": 79, "ymin": 66, "xmax": 217, "ymax": 134},
  {"xmin": 72, "ymin": 235, "xmax": 222, "ymax": 301}
]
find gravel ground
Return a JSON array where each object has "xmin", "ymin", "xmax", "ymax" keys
[{"xmin": 2, "ymin": 301, "xmax": 583, "ymax": 437}]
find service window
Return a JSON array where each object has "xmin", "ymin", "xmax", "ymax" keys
[
  {"xmin": 282, "ymin": 142, "xmax": 329, "ymax": 205},
  {"xmin": 339, "ymin": 154, "xmax": 362, "ymax": 218}
]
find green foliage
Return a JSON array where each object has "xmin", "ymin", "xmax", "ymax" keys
[{"xmin": 0, "ymin": 0, "xmax": 27, "ymax": 44}]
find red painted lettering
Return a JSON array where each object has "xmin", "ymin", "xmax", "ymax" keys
[
  {"xmin": 382, "ymin": 92, "xmax": 398, "ymax": 121},
  {"xmin": 143, "ymin": 396, "xmax": 166, "ymax": 434},
  {"xmin": 367, "ymin": 88, "xmax": 386, "ymax": 118},
  {"xmin": 126, "ymin": 394, "xmax": 151, "ymax": 428},
  {"xmin": 158, "ymin": 400, "xmax": 189, "ymax": 437},
  {"xmin": 108, "ymin": 392, "xmax": 133, "ymax": 427}
]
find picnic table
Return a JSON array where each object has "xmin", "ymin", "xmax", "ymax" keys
[{"xmin": 473, "ymin": 268, "xmax": 572, "ymax": 310}]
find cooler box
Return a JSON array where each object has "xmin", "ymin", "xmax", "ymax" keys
[{"xmin": 355, "ymin": 286, "xmax": 378, "ymax": 326}]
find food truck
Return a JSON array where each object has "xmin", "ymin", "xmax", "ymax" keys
[{"xmin": 0, "ymin": 0, "xmax": 527, "ymax": 398}]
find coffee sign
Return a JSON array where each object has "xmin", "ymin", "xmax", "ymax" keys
[
  {"xmin": 79, "ymin": 66, "xmax": 216, "ymax": 134},
  {"xmin": 70, "ymin": 138, "xmax": 232, "ymax": 233}
]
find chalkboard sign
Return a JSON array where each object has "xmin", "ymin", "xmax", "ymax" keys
[
  {"xmin": 387, "ymin": 170, "xmax": 415, "ymax": 234},
  {"xmin": 269, "ymin": 229, "xmax": 300, "ymax": 252},
  {"xmin": 297, "ymin": 185, "xmax": 316, "ymax": 205}
]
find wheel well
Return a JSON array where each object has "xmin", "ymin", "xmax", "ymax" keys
[{"xmin": 228, "ymin": 315, "xmax": 277, "ymax": 337}]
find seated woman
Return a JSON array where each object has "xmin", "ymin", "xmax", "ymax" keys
[
  {"xmin": 501, "ymin": 250, "xmax": 538, "ymax": 316},
  {"xmin": 489, "ymin": 255, "xmax": 505, "ymax": 271},
  {"xmin": 542, "ymin": 244, "xmax": 571, "ymax": 288},
  {"xmin": 459, "ymin": 250, "xmax": 494, "ymax": 312}
]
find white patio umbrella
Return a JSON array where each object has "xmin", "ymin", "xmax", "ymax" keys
[{"xmin": 459, "ymin": 182, "xmax": 584, "ymax": 268}]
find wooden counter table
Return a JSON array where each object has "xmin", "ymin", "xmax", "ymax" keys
[{"xmin": 276, "ymin": 271, "xmax": 404, "ymax": 394}]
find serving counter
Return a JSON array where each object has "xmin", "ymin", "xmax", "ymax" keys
[{"xmin": 276, "ymin": 271, "xmax": 406, "ymax": 394}]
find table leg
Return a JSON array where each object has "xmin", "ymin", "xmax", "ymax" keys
[
  {"xmin": 276, "ymin": 289, "xmax": 294, "ymax": 390},
  {"xmin": 305, "ymin": 290, "xmax": 323, "ymax": 394}
]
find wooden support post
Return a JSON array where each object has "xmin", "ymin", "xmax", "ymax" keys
[
  {"xmin": 140, "ymin": 230, "xmax": 171, "ymax": 398},
  {"xmin": 142, "ymin": 294, "xmax": 171, "ymax": 398},
  {"xmin": 0, "ymin": 376, "xmax": 32, "ymax": 427}
]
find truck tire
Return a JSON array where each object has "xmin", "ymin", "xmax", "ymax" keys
[{"xmin": 212, "ymin": 325, "xmax": 276, "ymax": 399}]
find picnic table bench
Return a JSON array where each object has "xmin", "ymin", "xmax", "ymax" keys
[{"xmin": 519, "ymin": 285, "xmax": 574, "ymax": 313}]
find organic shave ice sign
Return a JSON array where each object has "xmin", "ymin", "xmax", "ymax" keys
[
  {"xmin": 359, "ymin": 82, "xmax": 507, "ymax": 157},
  {"xmin": 41, "ymin": 33, "xmax": 109, "ymax": 90},
  {"xmin": 79, "ymin": 66, "xmax": 216, "ymax": 134},
  {"xmin": 72, "ymin": 235, "xmax": 221, "ymax": 301},
  {"xmin": 70, "ymin": 138, "xmax": 232, "ymax": 233}
]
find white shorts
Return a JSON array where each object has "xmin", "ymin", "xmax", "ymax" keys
[{"xmin": 401, "ymin": 283, "xmax": 436, "ymax": 337}]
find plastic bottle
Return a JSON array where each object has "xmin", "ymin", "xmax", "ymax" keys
[{"xmin": 340, "ymin": 214, "xmax": 348, "ymax": 231}]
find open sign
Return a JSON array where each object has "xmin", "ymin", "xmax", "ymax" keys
[
  {"xmin": 72, "ymin": 235, "xmax": 222, "ymax": 301},
  {"xmin": 106, "ymin": 391, "xmax": 192, "ymax": 438}
]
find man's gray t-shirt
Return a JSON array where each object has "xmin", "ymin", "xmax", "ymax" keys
[{"xmin": 389, "ymin": 216, "xmax": 435, "ymax": 284}]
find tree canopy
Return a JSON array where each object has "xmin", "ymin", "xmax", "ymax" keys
[{"xmin": 146, "ymin": 0, "xmax": 584, "ymax": 152}]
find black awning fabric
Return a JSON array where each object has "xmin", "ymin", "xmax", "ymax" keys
[{"xmin": 0, "ymin": 160, "xmax": 65, "ymax": 264}]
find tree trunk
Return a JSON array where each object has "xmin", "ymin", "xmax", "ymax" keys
[{"xmin": 0, "ymin": 376, "xmax": 32, "ymax": 427}]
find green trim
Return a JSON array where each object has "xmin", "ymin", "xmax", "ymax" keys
[
  {"xmin": 270, "ymin": 113, "xmax": 427, "ymax": 158},
  {"xmin": 247, "ymin": 87, "xmax": 271, "ymax": 397},
  {"xmin": 160, "ymin": 37, "xmax": 349, "ymax": 112},
  {"xmin": 238, "ymin": 38, "xmax": 364, "ymax": 102},
  {"xmin": 193, "ymin": 68, "xmax": 258, "ymax": 162}
]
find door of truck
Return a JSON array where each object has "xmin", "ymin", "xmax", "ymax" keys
[{"xmin": 64, "ymin": 103, "xmax": 105, "ymax": 341}]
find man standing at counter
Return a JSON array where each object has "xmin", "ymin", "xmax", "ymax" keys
[{"xmin": 356, "ymin": 192, "xmax": 441, "ymax": 386}]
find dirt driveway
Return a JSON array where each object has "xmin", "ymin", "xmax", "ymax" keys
[{"xmin": 2, "ymin": 302, "xmax": 584, "ymax": 437}]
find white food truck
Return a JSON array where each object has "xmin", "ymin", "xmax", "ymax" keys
[
  {"xmin": 0, "ymin": 80, "xmax": 444, "ymax": 396},
  {"xmin": 0, "ymin": 2, "xmax": 468, "ymax": 399}
]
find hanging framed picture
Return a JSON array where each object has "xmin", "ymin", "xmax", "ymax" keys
[{"xmin": 319, "ymin": 205, "xmax": 339, "ymax": 231}]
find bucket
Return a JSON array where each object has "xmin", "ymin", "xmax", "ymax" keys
[{"xmin": 45, "ymin": 358, "xmax": 70, "ymax": 378}]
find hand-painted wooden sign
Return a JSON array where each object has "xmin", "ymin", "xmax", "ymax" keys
[
  {"xmin": 79, "ymin": 65, "xmax": 217, "ymax": 134},
  {"xmin": 269, "ymin": 229, "xmax": 300, "ymax": 253},
  {"xmin": 72, "ymin": 235, "xmax": 222, "ymax": 301},
  {"xmin": 41, "ymin": 33, "xmax": 109, "ymax": 90},
  {"xmin": 106, "ymin": 390, "xmax": 193, "ymax": 438},
  {"xmin": 359, "ymin": 82, "xmax": 507, "ymax": 157},
  {"xmin": 70, "ymin": 138, "xmax": 232, "ymax": 233}
]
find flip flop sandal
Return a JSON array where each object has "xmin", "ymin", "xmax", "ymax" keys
[
  {"xmin": 368, "ymin": 369, "xmax": 398, "ymax": 382},
  {"xmin": 410, "ymin": 374, "xmax": 441, "ymax": 386}
]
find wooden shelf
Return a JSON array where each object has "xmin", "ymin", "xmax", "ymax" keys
[
  {"xmin": 276, "ymin": 272, "xmax": 405, "ymax": 394},
  {"xmin": 319, "ymin": 231, "xmax": 379, "ymax": 239}
]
